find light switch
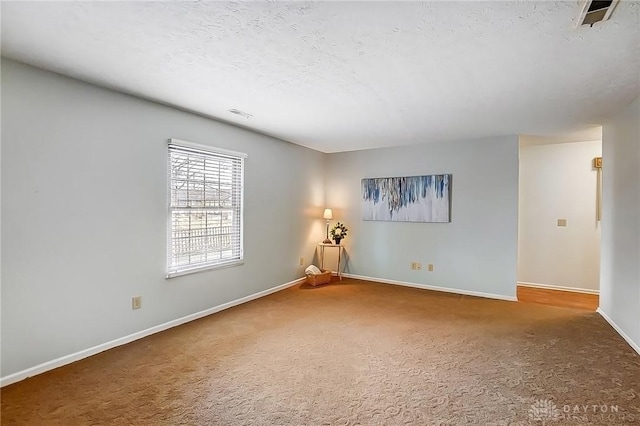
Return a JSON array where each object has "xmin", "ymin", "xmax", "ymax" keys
[{"xmin": 557, "ymin": 219, "xmax": 568, "ymax": 227}]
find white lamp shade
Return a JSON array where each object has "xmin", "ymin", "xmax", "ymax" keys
[{"xmin": 322, "ymin": 208, "xmax": 333, "ymax": 220}]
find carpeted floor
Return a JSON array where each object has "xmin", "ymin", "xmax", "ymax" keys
[{"xmin": 2, "ymin": 279, "xmax": 640, "ymax": 425}]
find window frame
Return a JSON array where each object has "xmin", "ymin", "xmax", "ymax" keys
[{"xmin": 166, "ymin": 138, "xmax": 246, "ymax": 278}]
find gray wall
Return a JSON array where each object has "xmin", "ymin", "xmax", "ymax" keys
[
  {"xmin": 325, "ymin": 136, "xmax": 519, "ymax": 299},
  {"xmin": 600, "ymin": 97, "xmax": 640, "ymax": 350},
  {"xmin": 1, "ymin": 60, "xmax": 326, "ymax": 377}
]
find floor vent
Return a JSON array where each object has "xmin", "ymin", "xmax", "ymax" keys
[{"xmin": 577, "ymin": 0, "xmax": 619, "ymax": 27}]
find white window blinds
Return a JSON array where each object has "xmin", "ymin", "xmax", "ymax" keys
[{"xmin": 167, "ymin": 139, "xmax": 245, "ymax": 278}]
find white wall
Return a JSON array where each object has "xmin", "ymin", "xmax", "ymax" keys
[
  {"xmin": 0, "ymin": 60, "xmax": 326, "ymax": 378},
  {"xmin": 600, "ymin": 97, "xmax": 640, "ymax": 352},
  {"xmin": 518, "ymin": 139, "xmax": 602, "ymax": 292},
  {"xmin": 325, "ymin": 136, "xmax": 519, "ymax": 299}
]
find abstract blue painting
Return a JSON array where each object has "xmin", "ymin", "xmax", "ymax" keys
[{"xmin": 361, "ymin": 175, "xmax": 451, "ymax": 222}]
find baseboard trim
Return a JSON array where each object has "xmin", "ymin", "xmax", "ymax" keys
[
  {"xmin": 342, "ymin": 273, "xmax": 517, "ymax": 302},
  {"xmin": 596, "ymin": 308, "xmax": 640, "ymax": 356},
  {"xmin": 0, "ymin": 277, "xmax": 306, "ymax": 388},
  {"xmin": 518, "ymin": 281, "xmax": 599, "ymax": 295}
]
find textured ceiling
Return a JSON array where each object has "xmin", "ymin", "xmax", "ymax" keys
[{"xmin": 2, "ymin": 1, "xmax": 639, "ymax": 153}]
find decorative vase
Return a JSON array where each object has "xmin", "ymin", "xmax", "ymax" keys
[{"xmin": 334, "ymin": 238, "xmax": 342, "ymax": 245}]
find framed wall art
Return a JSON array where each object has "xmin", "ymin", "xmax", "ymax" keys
[{"xmin": 361, "ymin": 174, "xmax": 451, "ymax": 223}]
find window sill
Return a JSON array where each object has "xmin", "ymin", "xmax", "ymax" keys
[{"xmin": 166, "ymin": 260, "xmax": 244, "ymax": 279}]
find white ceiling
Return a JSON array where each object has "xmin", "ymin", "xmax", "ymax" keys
[{"xmin": 2, "ymin": 1, "xmax": 638, "ymax": 153}]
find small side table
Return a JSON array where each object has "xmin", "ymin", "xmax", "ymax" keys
[{"xmin": 318, "ymin": 243, "xmax": 344, "ymax": 280}]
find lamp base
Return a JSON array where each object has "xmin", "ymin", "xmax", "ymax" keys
[{"xmin": 322, "ymin": 238, "xmax": 332, "ymax": 244}]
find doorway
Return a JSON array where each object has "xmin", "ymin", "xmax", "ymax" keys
[{"xmin": 517, "ymin": 130, "xmax": 602, "ymax": 310}]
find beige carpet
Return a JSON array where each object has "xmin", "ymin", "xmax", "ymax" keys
[{"xmin": 2, "ymin": 279, "xmax": 640, "ymax": 425}]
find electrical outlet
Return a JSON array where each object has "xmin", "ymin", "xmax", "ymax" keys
[
  {"xmin": 557, "ymin": 218, "xmax": 568, "ymax": 227},
  {"xmin": 428, "ymin": 264, "xmax": 434, "ymax": 272},
  {"xmin": 299, "ymin": 257, "xmax": 304, "ymax": 266},
  {"xmin": 132, "ymin": 296, "xmax": 142, "ymax": 310}
]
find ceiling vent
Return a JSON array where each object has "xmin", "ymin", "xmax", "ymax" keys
[
  {"xmin": 577, "ymin": 0, "xmax": 619, "ymax": 27},
  {"xmin": 228, "ymin": 109, "xmax": 252, "ymax": 119}
]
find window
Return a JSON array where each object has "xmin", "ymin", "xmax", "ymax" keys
[{"xmin": 167, "ymin": 139, "xmax": 245, "ymax": 278}]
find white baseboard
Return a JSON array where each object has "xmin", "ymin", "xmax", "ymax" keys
[
  {"xmin": 596, "ymin": 308, "xmax": 640, "ymax": 356},
  {"xmin": 518, "ymin": 281, "xmax": 599, "ymax": 295},
  {"xmin": 0, "ymin": 277, "xmax": 306, "ymax": 388},
  {"xmin": 342, "ymin": 273, "xmax": 517, "ymax": 302}
]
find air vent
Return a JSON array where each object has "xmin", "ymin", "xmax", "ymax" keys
[
  {"xmin": 577, "ymin": 0, "xmax": 619, "ymax": 27},
  {"xmin": 228, "ymin": 109, "xmax": 252, "ymax": 119}
]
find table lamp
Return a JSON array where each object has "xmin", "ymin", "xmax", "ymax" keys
[{"xmin": 322, "ymin": 208, "xmax": 333, "ymax": 244}]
